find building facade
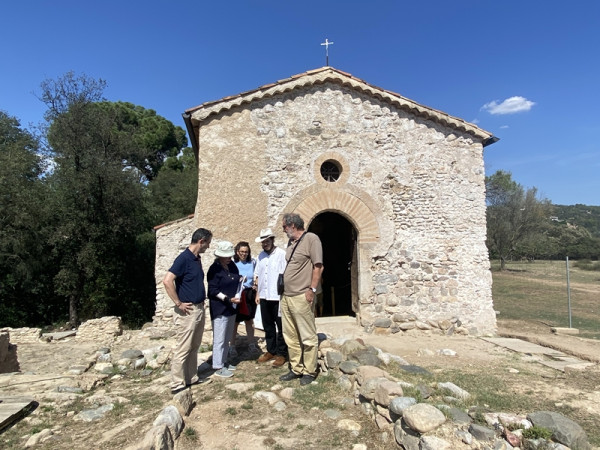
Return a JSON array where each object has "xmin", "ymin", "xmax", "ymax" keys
[{"xmin": 154, "ymin": 67, "xmax": 497, "ymax": 335}]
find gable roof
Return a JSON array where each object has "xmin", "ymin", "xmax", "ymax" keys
[{"xmin": 182, "ymin": 67, "xmax": 498, "ymax": 152}]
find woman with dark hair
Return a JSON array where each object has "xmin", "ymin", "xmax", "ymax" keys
[{"xmin": 231, "ymin": 241, "xmax": 259, "ymax": 356}]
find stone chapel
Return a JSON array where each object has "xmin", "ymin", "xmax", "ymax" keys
[{"xmin": 153, "ymin": 67, "xmax": 498, "ymax": 335}]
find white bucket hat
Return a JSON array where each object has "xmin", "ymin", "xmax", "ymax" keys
[
  {"xmin": 255, "ymin": 227, "xmax": 276, "ymax": 243},
  {"xmin": 214, "ymin": 241, "xmax": 235, "ymax": 257}
]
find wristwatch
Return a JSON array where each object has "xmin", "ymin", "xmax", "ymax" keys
[{"xmin": 310, "ymin": 287, "xmax": 317, "ymax": 293}]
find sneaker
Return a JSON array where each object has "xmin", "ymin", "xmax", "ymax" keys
[
  {"xmin": 300, "ymin": 374, "xmax": 316, "ymax": 386},
  {"xmin": 272, "ymin": 355, "xmax": 287, "ymax": 367},
  {"xmin": 226, "ymin": 364, "xmax": 237, "ymax": 371},
  {"xmin": 214, "ymin": 368, "xmax": 234, "ymax": 378},
  {"xmin": 257, "ymin": 352, "xmax": 275, "ymax": 363},
  {"xmin": 170, "ymin": 386, "xmax": 187, "ymax": 395},
  {"xmin": 279, "ymin": 370, "xmax": 301, "ymax": 381}
]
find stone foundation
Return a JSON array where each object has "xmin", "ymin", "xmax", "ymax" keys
[
  {"xmin": 76, "ymin": 316, "xmax": 123, "ymax": 344},
  {"xmin": 0, "ymin": 327, "xmax": 42, "ymax": 344}
]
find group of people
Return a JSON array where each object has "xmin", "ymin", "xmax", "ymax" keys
[{"xmin": 164, "ymin": 213, "xmax": 323, "ymax": 395}]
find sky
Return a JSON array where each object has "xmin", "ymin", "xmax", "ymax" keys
[{"xmin": 1, "ymin": 1, "xmax": 599, "ymax": 206}]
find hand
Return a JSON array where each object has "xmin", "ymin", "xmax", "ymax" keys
[
  {"xmin": 305, "ymin": 290, "xmax": 315, "ymax": 304},
  {"xmin": 231, "ymin": 297, "xmax": 241, "ymax": 304},
  {"xmin": 178, "ymin": 302, "xmax": 192, "ymax": 315}
]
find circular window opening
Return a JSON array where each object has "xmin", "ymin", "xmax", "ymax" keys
[{"xmin": 320, "ymin": 160, "xmax": 342, "ymax": 182}]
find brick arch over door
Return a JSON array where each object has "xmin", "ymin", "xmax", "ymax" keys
[
  {"xmin": 291, "ymin": 190, "xmax": 379, "ymax": 245},
  {"xmin": 282, "ymin": 188, "xmax": 391, "ymax": 309}
]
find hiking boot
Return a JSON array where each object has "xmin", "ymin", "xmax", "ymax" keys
[
  {"xmin": 257, "ymin": 352, "xmax": 275, "ymax": 363},
  {"xmin": 272, "ymin": 355, "xmax": 287, "ymax": 367},
  {"xmin": 279, "ymin": 370, "xmax": 301, "ymax": 381},
  {"xmin": 300, "ymin": 374, "xmax": 316, "ymax": 386}
]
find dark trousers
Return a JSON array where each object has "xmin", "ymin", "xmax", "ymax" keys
[{"xmin": 260, "ymin": 299, "xmax": 288, "ymax": 357}]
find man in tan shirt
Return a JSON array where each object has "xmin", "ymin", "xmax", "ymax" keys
[{"xmin": 278, "ymin": 213, "xmax": 324, "ymax": 386}]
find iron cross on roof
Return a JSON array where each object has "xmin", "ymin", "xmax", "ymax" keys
[{"xmin": 320, "ymin": 38, "xmax": 334, "ymax": 66}]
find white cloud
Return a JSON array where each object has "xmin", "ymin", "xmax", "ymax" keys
[
  {"xmin": 471, "ymin": 118, "xmax": 480, "ymax": 124},
  {"xmin": 500, "ymin": 125, "xmax": 509, "ymax": 129},
  {"xmin": 481, "ymin": 96, "xmax": 535, "ymax": 115}
]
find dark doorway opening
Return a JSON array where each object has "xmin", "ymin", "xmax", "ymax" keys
[{"xmin": 308, "ymin": 212, "xmax": 357, "ymax": 317}]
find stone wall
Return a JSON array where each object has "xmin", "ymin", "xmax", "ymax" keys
[
  {"xmin": 0, "ymin": 331, "xmax": 19, "ymax": 373},
  {"xmin": 153, "ymin": 216, "xmax": 195, "ymax": 328},
  {"xmin": 0, "ymin": 327, "xmax": 42, "ymax": 344},
  {"xmin": 76, "ymin": 316, "xmax": 123, "ymax": 345},
  {"xmin": 156, "ymin": 81, "xmax": 495, "ymax": 334}
]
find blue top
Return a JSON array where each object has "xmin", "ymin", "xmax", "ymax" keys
[
  {"xmin": 207, "ymin": 260, "xmax": 240, "ymax": 319},
  {"xmin": 168, "ymin": 248, "xmax": 206, "ymax": 304},
  {"xmin": 235, "ymin": 259, "xmax": 255, "ymax": 288}
]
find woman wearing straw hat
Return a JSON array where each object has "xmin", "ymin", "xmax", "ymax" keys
[{"xmin": 207, "ymin": 241, "xmax": 242, "ymax": 378}]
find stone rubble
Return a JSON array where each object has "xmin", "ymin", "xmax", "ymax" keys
[
  {"xmin": 1, "ymin": 318, "xmax": 596, "ymax": 449},
  {"xmin": 315, "ymin": 336, "xmax": 593, "ymax": 450},
  {"xmin": 124, "ymin": 332, "xmax": 593, "ymax": 450}
]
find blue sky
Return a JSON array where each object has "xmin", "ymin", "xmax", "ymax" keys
[{"xmin": 2, "ymin": 1, "xmax": 599, "ymax": 206}]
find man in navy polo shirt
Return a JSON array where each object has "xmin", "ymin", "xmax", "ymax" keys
[{"xmin": 163, "ymin": 228, "xmax": 212, "ymax": 394}]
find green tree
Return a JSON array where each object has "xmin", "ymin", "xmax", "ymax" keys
[
  {"xmin": 485, "ymin": 170, "xmax": 551, "ymax": 270},
  {"xmin": 40, "ymin": 72, "xmax": 180, "ymax": 327},
  {"xmin": 0, "ymin": 111, "xmax": 52, "ymax": 325},
  {"xmin": 145, "ymin": 146, "xmax": 198, "ymax": 224},
  {"xmin": 94, "ymin": 101, "xmax": 187, "ymax": 182}
]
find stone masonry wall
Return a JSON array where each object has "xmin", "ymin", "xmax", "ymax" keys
[
  {"xmin": 158, "ymin": 82, "xmax": 495, "ymax": 334},
  {"xmin": 0, "ymin": 327, "xmax": 42, "ymax": 344},
  {"xmin": 153, "ymin": 216, "xmax": 195, "ymax": 328},
  {"xmin": 0, "ymin": 331, "xmax": 20, "ymax": 373}
]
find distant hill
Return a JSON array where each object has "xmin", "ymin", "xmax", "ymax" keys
[{"xmin": 551, "ymin": 204, "xmax": 600, "ymax": 238}]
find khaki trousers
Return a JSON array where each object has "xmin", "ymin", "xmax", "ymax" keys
[
  {"xmin": 171, "ymin": 303, "xmax": 206, "ymax": 390},
  {"xmin": 280, "ymin": 293, "xmax": 318, "ymax": 376}
]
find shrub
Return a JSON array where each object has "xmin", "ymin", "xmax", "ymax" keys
[{"xmin": 522, "ymin": 425, "xmax": 553, "ymax": 440}]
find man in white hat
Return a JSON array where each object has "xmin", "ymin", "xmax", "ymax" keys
[{"xmin": 254, "ymin": 227, "xmax": 288, "ymax": 367}]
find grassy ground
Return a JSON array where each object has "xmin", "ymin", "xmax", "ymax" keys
[{"xmin": 491, "ymin": 259, "xmax": 600, "ymax": 339}]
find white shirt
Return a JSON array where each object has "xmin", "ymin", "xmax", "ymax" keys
[{"xmin": 256, "ymin": 246, "xmax": 287, "ymax": 301}]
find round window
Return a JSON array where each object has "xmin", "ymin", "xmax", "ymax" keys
[{"xmin": 320, "ymin": 160, "xmax": 342, "ymax": 182}]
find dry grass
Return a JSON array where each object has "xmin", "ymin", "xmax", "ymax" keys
[{"xmin": 492, "ymin": 259, "xmax": 600, "ymax": 339}]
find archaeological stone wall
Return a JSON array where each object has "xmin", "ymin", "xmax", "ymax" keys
[
  {"xmin": 0, "ymin": 331, "xmax": 20, "ymax": 373},
  {"xmin": 0, "ymin": 327, "xmax": 42, "ymax": 344},
  {"xmin": 156, "ymin": 80, "xmax": 496, "ymax": 334}
]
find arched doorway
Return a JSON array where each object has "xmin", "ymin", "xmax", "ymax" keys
[{"xmin": 308, "ymin": 212, "xmax": 358, "ymax": 317}]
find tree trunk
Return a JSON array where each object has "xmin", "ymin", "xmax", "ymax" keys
[
  {"xmin": 68, "ymin": 294, "xmax": 79, "ymax": 328},
  {"xmin": 500, "ymin": 256, "xmax": 507, "ymax": 271}
]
